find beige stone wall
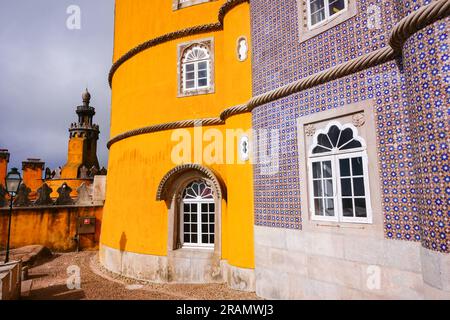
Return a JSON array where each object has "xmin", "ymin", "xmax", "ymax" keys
[{"xmin": 254, "ymin": 226, "xmax": 450, "ymax": 299}]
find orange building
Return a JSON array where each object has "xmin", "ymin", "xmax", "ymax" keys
[{"xmin": 100, "ymin": 0, "xmax": 255, "ymax": 290}]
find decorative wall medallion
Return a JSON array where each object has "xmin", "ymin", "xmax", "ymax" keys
[
  {"xmin": 305, "ymin": 124, "xmax": 316, "ymax": 136},
  {"xmin": 239, "ymin": 135, "xmax": 250, "ymax": 161},
  {"xmin": 237, "ymin": 37, "xmax": 248, "ymax": 62},
  {"xmin": 352, "ymin": 113, "xmax": 366, "ymax": 127}
]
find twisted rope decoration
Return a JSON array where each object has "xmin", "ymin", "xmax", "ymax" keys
[
  {"xmin": 107, "ymin": 117, "xmax": 224, "ymax": 149},
  {"xmin": 390, "ymin": 0, "xmax": 450, "ymax": 54},
  {"xmin": 107, "ymin": 0, "xmax": 450, "ymax": 148}
]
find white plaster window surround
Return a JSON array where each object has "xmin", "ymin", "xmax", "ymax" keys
[
  {"xmin": 172, "ymin": 0, "xmax": 217, "ymax": 11},
  {"xmin": 298, "ymin": 0, "xmax": 357, "ymax": 43},
  {"xmin": 178, "ymin": 38, "xmax": 215, "ymax": 97}
]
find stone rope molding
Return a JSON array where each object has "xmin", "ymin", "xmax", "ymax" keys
[
  {"xmin": 156, "ymin": 163, "xmax": 227, "ymax": 201},
  {"xmin": 107, "ymin": 0, "xmax": 450, "ymax": 149}
]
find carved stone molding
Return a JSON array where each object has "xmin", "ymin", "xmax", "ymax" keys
[
  {"xmin": 305, "ymin": 124, "xmax": 316, "ymax": 137},
  {"xmin": 55, "ymin": 183, "xmax": 74, "ymax": 206},
  {"xmin": 156, "ymin": 164, "xmax": 226, "ymax": 201},
  {"xmin": 352, "ymin": 113, "xmax": 366, "ymax": 128},
  {"xmin": 14, "ymin": 184, "xmax": 32, "ymax": 207},
  {"xmin": 34, "ymin": 183, "xmax": 54, "ymax": 206}
]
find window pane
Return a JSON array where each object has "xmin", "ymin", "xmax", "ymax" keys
[
  {"xmin": 184, "ymin": 214, "xmax": 190, "ymax": 222},
  {"xmin": 202, "ymin": 203, "xmax": 208, "ymax": 212},
  {"xmin": 311, "ymin": 9, "xmax": 326, "ymax": 25},
  {"xmin": 191, "ymin": 203, "xmax": 197, "ymax": 212},
  {"xmin": 183, "ymin": 203, "xmax": 190, "ymax": 212},
  {"xmin": 191, "ymin": 214, "xmax": 197, "ymax": 223},
  {"xmin": 337, "ymin": 128, "xmax": 354, "ymax": 148},
  {"xmin": 198, "ymin": 78, "xmax": 208, "ymax": 87},
  {"xmin": 186, "ymin": 80, "xmax": 195, "ymax": 89},
  {"xmin": 323, "ymin": 161, "xmax": 332, "ymax": 178},
  {"xmin": 202, "ymin": 213, "xmax": 208, "ymax": 222},
  {"xmin": 210, "ymin": 234, "xmax": 215, "ymax": 244},
  {"xmin": 191, "ymin": 224, "xmax": 197, "ymax": 233},
  {"xmin": 339, "ymin": 158, "xmax": 351, "ymax": 177},
  {"xmin": 353, "ymin": 178, "xmax": 365, "ymax": 196},
  {"xmin": 342, "ymin": 198, "xmax": 354, "ymax": 217},
  {"xmin": 186, "ymin": 63, "xmax": 195, "ymax": 72},
  {"xmin": 325, "ymin": 199, "xmax": 335, "ymax": 216},
  {"xmin": 209, "ymin": 224, "xmax": 214, "ymax": 233},
  {"xmin": 184, "ymin": 224, "xmax": 190, "ymax": 232},
  {"xmin": 341, "ymin": 178, "xmax": 352, "ymax": 196},
  {"xmin": 310, "ymin": 0, "xmax": 325, "ymax": 13},
  {"xmin": 209, "ymin": 203, "xmax": 214, "ymax": 212},
  {"xmin": 312, "ymin": 146, "xmax": 330, "ymax": 154},
  {"xmin": 313, "ymin": 180, "xmax": 322, "ymax": 197},
  {"xmin": 202, "ymin": 224, "xmax": 208, "ymax": 233},
  {"xmin": 314, "ymin": 199, "xmax": 324, "ymax": 216},
  {"xmin": 191, "ymin": 234, "xmax": 198, "ymax": 243},
  {"xmin": 209, "ymin": 214, "xmax": 215, "ymax": 222},
  {"xmin": 351, "ymin": 157, "xmax": 364, "ymax": 176},
  {"xmin": 198, "ymin": 61, "xmax": 207, "ymax": 70},
  {"xmin": 327, "ymin": 125, "xmax": 341, "ymax": 147},
  {"xmin": 202, "ymin": 234, "xmax": 209, "ymax": 244},
  {"xmin": 312, "ymin": 162, "xmax": 322, "ymax": 178},
  {"xmin": 198, "ymin": 70, "xmax": 207, "ymax": 78},
  {"xmin": 184, "ymin": 234, "xmax": 190, "ymax": 243},
  {"xmin": 329, "ymin": 0, "xmax": 346, "ymax": 16},
  {"xmin": 324, "ymin": 179, "xmax": 333, "ymax": 197},
  {"xmin": 340, "ymin": 140, "xmax": 362, "ymax": 150},
  {"xmin": 186, "ymin": 72, "xmax": 195, "ymax": 80},
  {"xmin": 317, "ymin": 133, "xmax": 332, "ymax": 149},
  {"xmin": 355, "ymin": 199, "xmax": 367, "ymax": 217}
]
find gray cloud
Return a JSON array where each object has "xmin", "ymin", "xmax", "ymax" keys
[{"xmin": 0, "ymin": 0, "xmax": 114, "ymax": 171}]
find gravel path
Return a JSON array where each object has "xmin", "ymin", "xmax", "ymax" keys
[{"xmin": 24, "ymin": 251, "xmax": 259, "ymax": 300}]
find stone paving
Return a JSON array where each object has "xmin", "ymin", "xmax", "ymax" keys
[{"xmin": 24, "ymin": 251, "xmax": 259, "ymax": 300}]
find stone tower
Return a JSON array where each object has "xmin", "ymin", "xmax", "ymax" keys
[{"xmin": 61, "ymin": 89, "xmax": 100, "ymax": 179}]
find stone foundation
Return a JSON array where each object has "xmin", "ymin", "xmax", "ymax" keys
[
  {"xmin": 99, "ymin": 244, "xmax": 255, "ymax": 292},
  {"xmin": 254, "ymin": 226, "xmax": 450, "ymax": 300}
]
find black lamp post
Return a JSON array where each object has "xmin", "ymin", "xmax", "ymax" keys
[{"xmin": 4, "ymin": 168, "xmax": 22, "ymax": 264}]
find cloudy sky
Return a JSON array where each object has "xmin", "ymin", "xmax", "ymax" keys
[{"xmin": 0, "ymin": 0, "xmax": 115, "ymax": 171}]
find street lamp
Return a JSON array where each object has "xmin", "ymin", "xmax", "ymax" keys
[{"xmin": 4, "ymin": 168, "xmax": 22, "ymax": 264}]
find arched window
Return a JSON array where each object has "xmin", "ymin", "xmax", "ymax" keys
[
  {"xmin": 181, "ymin": 45, "xmax": 211, "ymax": 93},
  {"xmin": 308, "ymin": 121, "xmax": 372, "ymax": 223},
  {"xmin": 181, "ymin": 180, "xmax": 215, "ymax": 248}
]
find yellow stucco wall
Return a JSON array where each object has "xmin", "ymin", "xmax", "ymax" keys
[
  {"xmin": 101, "ymin": 0, "xmax": 254, "ymax": 269},
  {"xmin": 0, "ymin": 206, "xmax": 103, "ymax": 252}
]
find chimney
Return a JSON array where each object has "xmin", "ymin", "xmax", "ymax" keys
[{"xmin": 22, "ymin": 158, "xmax": 45, "ymax": 194}]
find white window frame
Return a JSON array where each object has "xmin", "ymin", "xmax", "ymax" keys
[
  {"xmin": 182, "ymin": 58, "xmax": 210, "ymax": 93},
  {"xmin": 180, "ymin": 182, "xmax": 215, "ymax": 250},
  {"xmin": 306, "ymin": 0, "xmax": 349, "ymax": 30},
  {"xmin": 308, "ymin": 121, "xmax": 373, "ymax": 224}
]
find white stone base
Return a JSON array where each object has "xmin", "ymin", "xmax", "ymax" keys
[
  {"xmin": 254, "ymin": 226, "xmax": 450, "ymax": 300},
  {"xmin": 99, "ymin": 244, "xmax": 255, "ymax": 292}
]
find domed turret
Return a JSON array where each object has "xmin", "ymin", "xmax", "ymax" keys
[{"xmin": 82, "ymin": 88, "xmax": 91, "ymax": 105}]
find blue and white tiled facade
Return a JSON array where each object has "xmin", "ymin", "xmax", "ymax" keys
[{"xmin": 251, "ymin": 0, "xmax": 449, "ymax": 253}]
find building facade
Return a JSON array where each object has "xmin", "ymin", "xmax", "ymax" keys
[
  {"xmin": 0, "ymin": 90, "xmax": 106, "ymax": 252},
  {"xmin": 101, "ymin": 0, "xmax": 450, "ymax": 299}
]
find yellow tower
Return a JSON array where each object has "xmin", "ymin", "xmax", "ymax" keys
[
  {"xmin": 61, "ymin": 90, "xmax": 100, "ymax": 179},
  {"xmin": 100, "ymin": 0, "xmax": 255, "ymax": 291}
]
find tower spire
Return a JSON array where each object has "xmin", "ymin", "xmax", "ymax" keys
[{"xmin": 62, "ymin": 89, "xmax": 100, "ymax": 179}]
